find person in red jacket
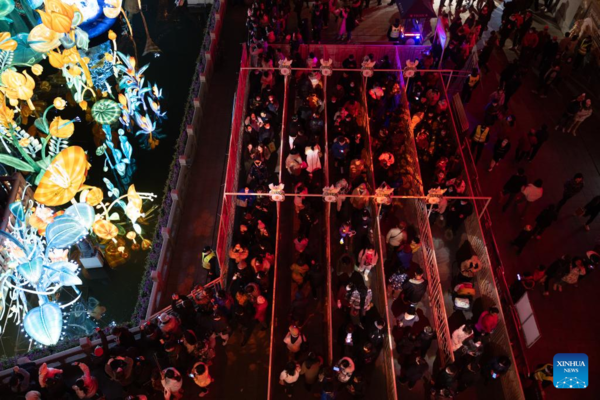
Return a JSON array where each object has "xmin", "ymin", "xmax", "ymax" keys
[
  {"xmin": 520, "ymin": 27, "xmax": 539, "ymax": 67},
  {"xmin": 474, "ymin": 307, "xmax": 499, "ymax": 337}
]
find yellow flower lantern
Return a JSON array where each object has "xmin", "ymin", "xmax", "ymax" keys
[
  {"xmin": 93, "ymin": 219, "xmax": 118, "ymax": 240},
  {"xmin": 0, "ymin": 69, "xmax": 35, "ymax": 103},
  {"xmin": 34, "ymin": 146, "xmax": 89, "ymax": 206},
  {"xmin": 37, "ymin": 0, "xmax": 79, "ymax": 34},
  {"xmin": 49, "ymin": 116, "xmax": 75, "ymax": 139},
  {"xmin": 0, "ymin": 32, "xmax": 17, "ymax": 51},
  {"xmin": 31, "ymin": 64, "xmax": 44, "ymax": 76},
  {"xmin": 27, "ymin": 24, "xmax": 62, "ymax": 53},
  {"xmin": 53, "ymin": 97, "xmax": 67, "ymax": 110},
  {"xmin": 79, "ymin": 186, "xmax": 103, "ymax": 206}
]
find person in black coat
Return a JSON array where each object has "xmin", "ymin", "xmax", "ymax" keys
[
  {"xmin": 445, "ymin": 200, "xmax": 474, "ymax": 234},
  {"xmin": 502, "ymin": 168, "xmax": 527, "ymax": 212},
  {"xmin": 433, "ymin": 363, "xmax": 458, "ymax": 392},
  {"xmin": 456, "ymin": 361, "xmax": 481, "ymax": 393},
  {"xmin": 488, "ymin": 138, "xmax": 511, "ymax": 171},
  {"xmin": 531, "ymin": 204, "xmax": 557, "ymax": 239},
  {"xmin": 401, "ymin": 268, "xmax": 428, "ymax": 304},
  {"xmin": 416, "ymin": 326, "xmax": 437, "ymax": 357},
  {"xmin": 171, "ymin": 294, "xmax": 196, "ymax": 329},
  {"xmin": 399, "ymin": 356, "xmax": 429, "ymax": 389}
]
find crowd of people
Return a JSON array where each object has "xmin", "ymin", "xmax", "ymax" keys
[{"xmin": 2, "ymin": 286, "xmax": 238, "ymax": 399}]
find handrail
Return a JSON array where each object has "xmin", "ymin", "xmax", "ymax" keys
[{"xmin": 0, "ymin": 277, "xmax": 223, "ymax": 381}]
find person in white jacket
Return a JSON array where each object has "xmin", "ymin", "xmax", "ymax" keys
[
  {"xmin": 519, "ymin": 179, "xmax": 543, "ymax": 216},
  {"xmin": 451, "ymin": 324, "xmax": 473, "ymax": 352},
  {"xmin": 283, "ymin": 325, "xmax": 306, "ymax": 356},
  {"xmin": 191, "ymin": 362, "xmax": 213, "ymax": 397},
  {"xmin": 71, "ymin": 362, "xmax": 98, "ymax": 399},
  {"xmin": 161, "ymin": 367, "xmax": 183, "ymax": 399}
]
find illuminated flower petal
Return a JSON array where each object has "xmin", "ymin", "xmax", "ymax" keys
[
  {"xmin": 0, "ymin": 32, "xmax": 18, "ymax": 51},
  {"xmin": 24, "ymin": 303, "xmax": 63, "ymax": 346},
  {"xmin": 49, "ymin": 116, "xmax": 75, "ymax": 138},
  {"xmin": 28, "ymin": 24, "xmax": 62, "ymax": 53},
  {"xmin": 53, "ymin": 97, "xmax": 67, "ymax": 110},
  {"xmin": 34, "ymin": 146, "xmax": 89, "ymax": 206},
  {"xmin": 93, "ymin": 219, "xmax": 118, "ymax": 240}
]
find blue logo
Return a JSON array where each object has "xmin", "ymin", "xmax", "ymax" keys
[{"xmin": 553, "ymin": 353, "xmax": 588, "ymax": 389}]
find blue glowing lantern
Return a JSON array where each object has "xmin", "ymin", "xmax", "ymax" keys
[
  {"xmin": 23, "ymin": 302, "xmax": 63, "ymax": 346},
  {"xmin": 17, "ymin": 257, "xmax": 44, "ymax": 284},
  {"xmin": 45, "ymin": 215, "xmax": 89, "ymax": 251},
  {"xmin": 65, "ymin": 203, "xmax": 96, "ymax": 229},
  {"xmin": 46, "ymin": 261, "xmax": 83, "ymax": 286}
]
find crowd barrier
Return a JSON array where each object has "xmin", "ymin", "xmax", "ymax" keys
[{"xmin": 214, "ymin": 44, "xmax": 526, "ymax": 399}]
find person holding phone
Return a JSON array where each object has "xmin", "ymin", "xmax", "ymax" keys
[{"xmin": 334, "ymin": 357, "xmax": 355, "ymax": 383}]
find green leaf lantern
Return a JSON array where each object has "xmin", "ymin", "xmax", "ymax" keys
[{"xmin": 91, "ymin": 99, "xmax": 121, "ymax": 125}]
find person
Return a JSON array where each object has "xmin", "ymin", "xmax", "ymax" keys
[
  {"xmin": 461, "ymin": 68, "xmax": 480, "ymax": 104},
  {"xmin": 401, "ymin": 267, "xmax": 428, "ymax": 304},
  {"xmin": 71, "ymin": 362, "xmax": 98, "ymax": 399},
  {"xmin": 478, "ymin": 31, "xmax": 498, "ymax": 73},
  {"xmin": 556, "ymin": 173, "xmax": 584, "ymax": 214},
  {"xmin": 279, "ymin": 361, "xmax": 301, "ymax": 397},
  {"xmin": 488, "ymin": 137, "xmax": 511, "ymax": 171},
  {"xmin": 191, "ymin": 362, "xmax": 212, "ymax": 397},
  {"xmin": 528, "ymin": 124, "xmax": 549, "ymax": 162},
  {"xmin": 580, "ymin": 195, "xmax": 600, "ymax": 231},
  {"xmin": 201, "ymin": 246, "xmax": 219, "ymax": 283},
  {"xmin": 385, "ymin": 222, "xmax": 407, "ymax": 255},
  {"xmin": 504, "ymin": 72, "xmax": 522, "ymax": 107},
  {"xmin": 501, "ymin": 168, "xmax": 527, "ymax": 212},
  {"xmin": 399, "ymin": 356, "xmax": 429, "ymax": 389},
  {"xmin": 105, "ymin": 356, "xmax": 135, "ymax": 386},
  {"xmin": 161, "ymin": 367, "xmax": 184, "ymax": 400},
  {"xmin": 38, "ymin": 362, "xmax": 63, "ymax": 389},
  {"xmin": 335, "ymin": 357, "xmax": 355, "ymax": 383},
  {"xmin": 482, "ymin": 355, "xmax": 511, "ymax": 382},
  {"xmin": 284, "ymin": 325, "xmax": 307, "ymax": 357},
  {"xmin": 542, "ymin": 255, "xmax": 571, "ymax": 296},
  {"xmin": 388, "ymin": 18, "xmax": 402, "ymax": 42},
  {"xmin": 553, "ymin": 257, "xmax": 586, "ymax": 292},
  {"xmin": 9, "ymin": 365, "xmax": 31, "ymax": 393},
  {"xmin": 445, "ymin": 200, "xmax": 474, "ymax": 234},
  {"xmin": 456, "ymin": 362, "xmax": 480, "ymax": 393},
  {"xmin": 567, "ymin": 99, "xmax": 592, "ymax": 136},
  {"xmin": 347, "ymin": 373, "xmax": 366, "ymax": 397},
  {"xmin": 300, "ymin": 352, "xmax": 323, "ymax": 390},
  {"xmin": 532, "ymin": 204, "xmax": 557, "ymax": 239},
  {"xmin": 396, "ymin": 305, "xmax": 420, "ymax": 329},
  {"xmin": 574, "ymin": 35, "xmax": 592, "ymax": 70},
  {"xmin": 416, "ymin": 326, "xmax": 437, "ymax": 357},
  {"xmin": 517, "ymin": 179, "xmax": 543, "ymax": 216},
  {"xmin": 432, "ymin": 363, "xmax": 458, "ymax": 393},
  {"xmin": 470, "ymin": 123, "xmax": 490, "ymax": 163},
  {"xmin": 555, "ymin": 93, "xmax": 585, "ymax": 132},
  {"xmin": 533, "ymin": 64, "xmax": 560, "ymax": 98},
  {"xmin": 367, "ymin": 318, "xmax": 386, "ymax": 350},
  {"xmin": 474, "ymin": 307, "xmax": 499, "ymax": 337},
  {"xmin": 451, "ymin": 324, "xmax": 473, "ymax": 352},
  {"xmin": 511, "ymin": 224, "xmax": 534, "ymax": 255},
  {"xmin": 530, "ymin": 363, "xmax": 553, "ymax": 388}
]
